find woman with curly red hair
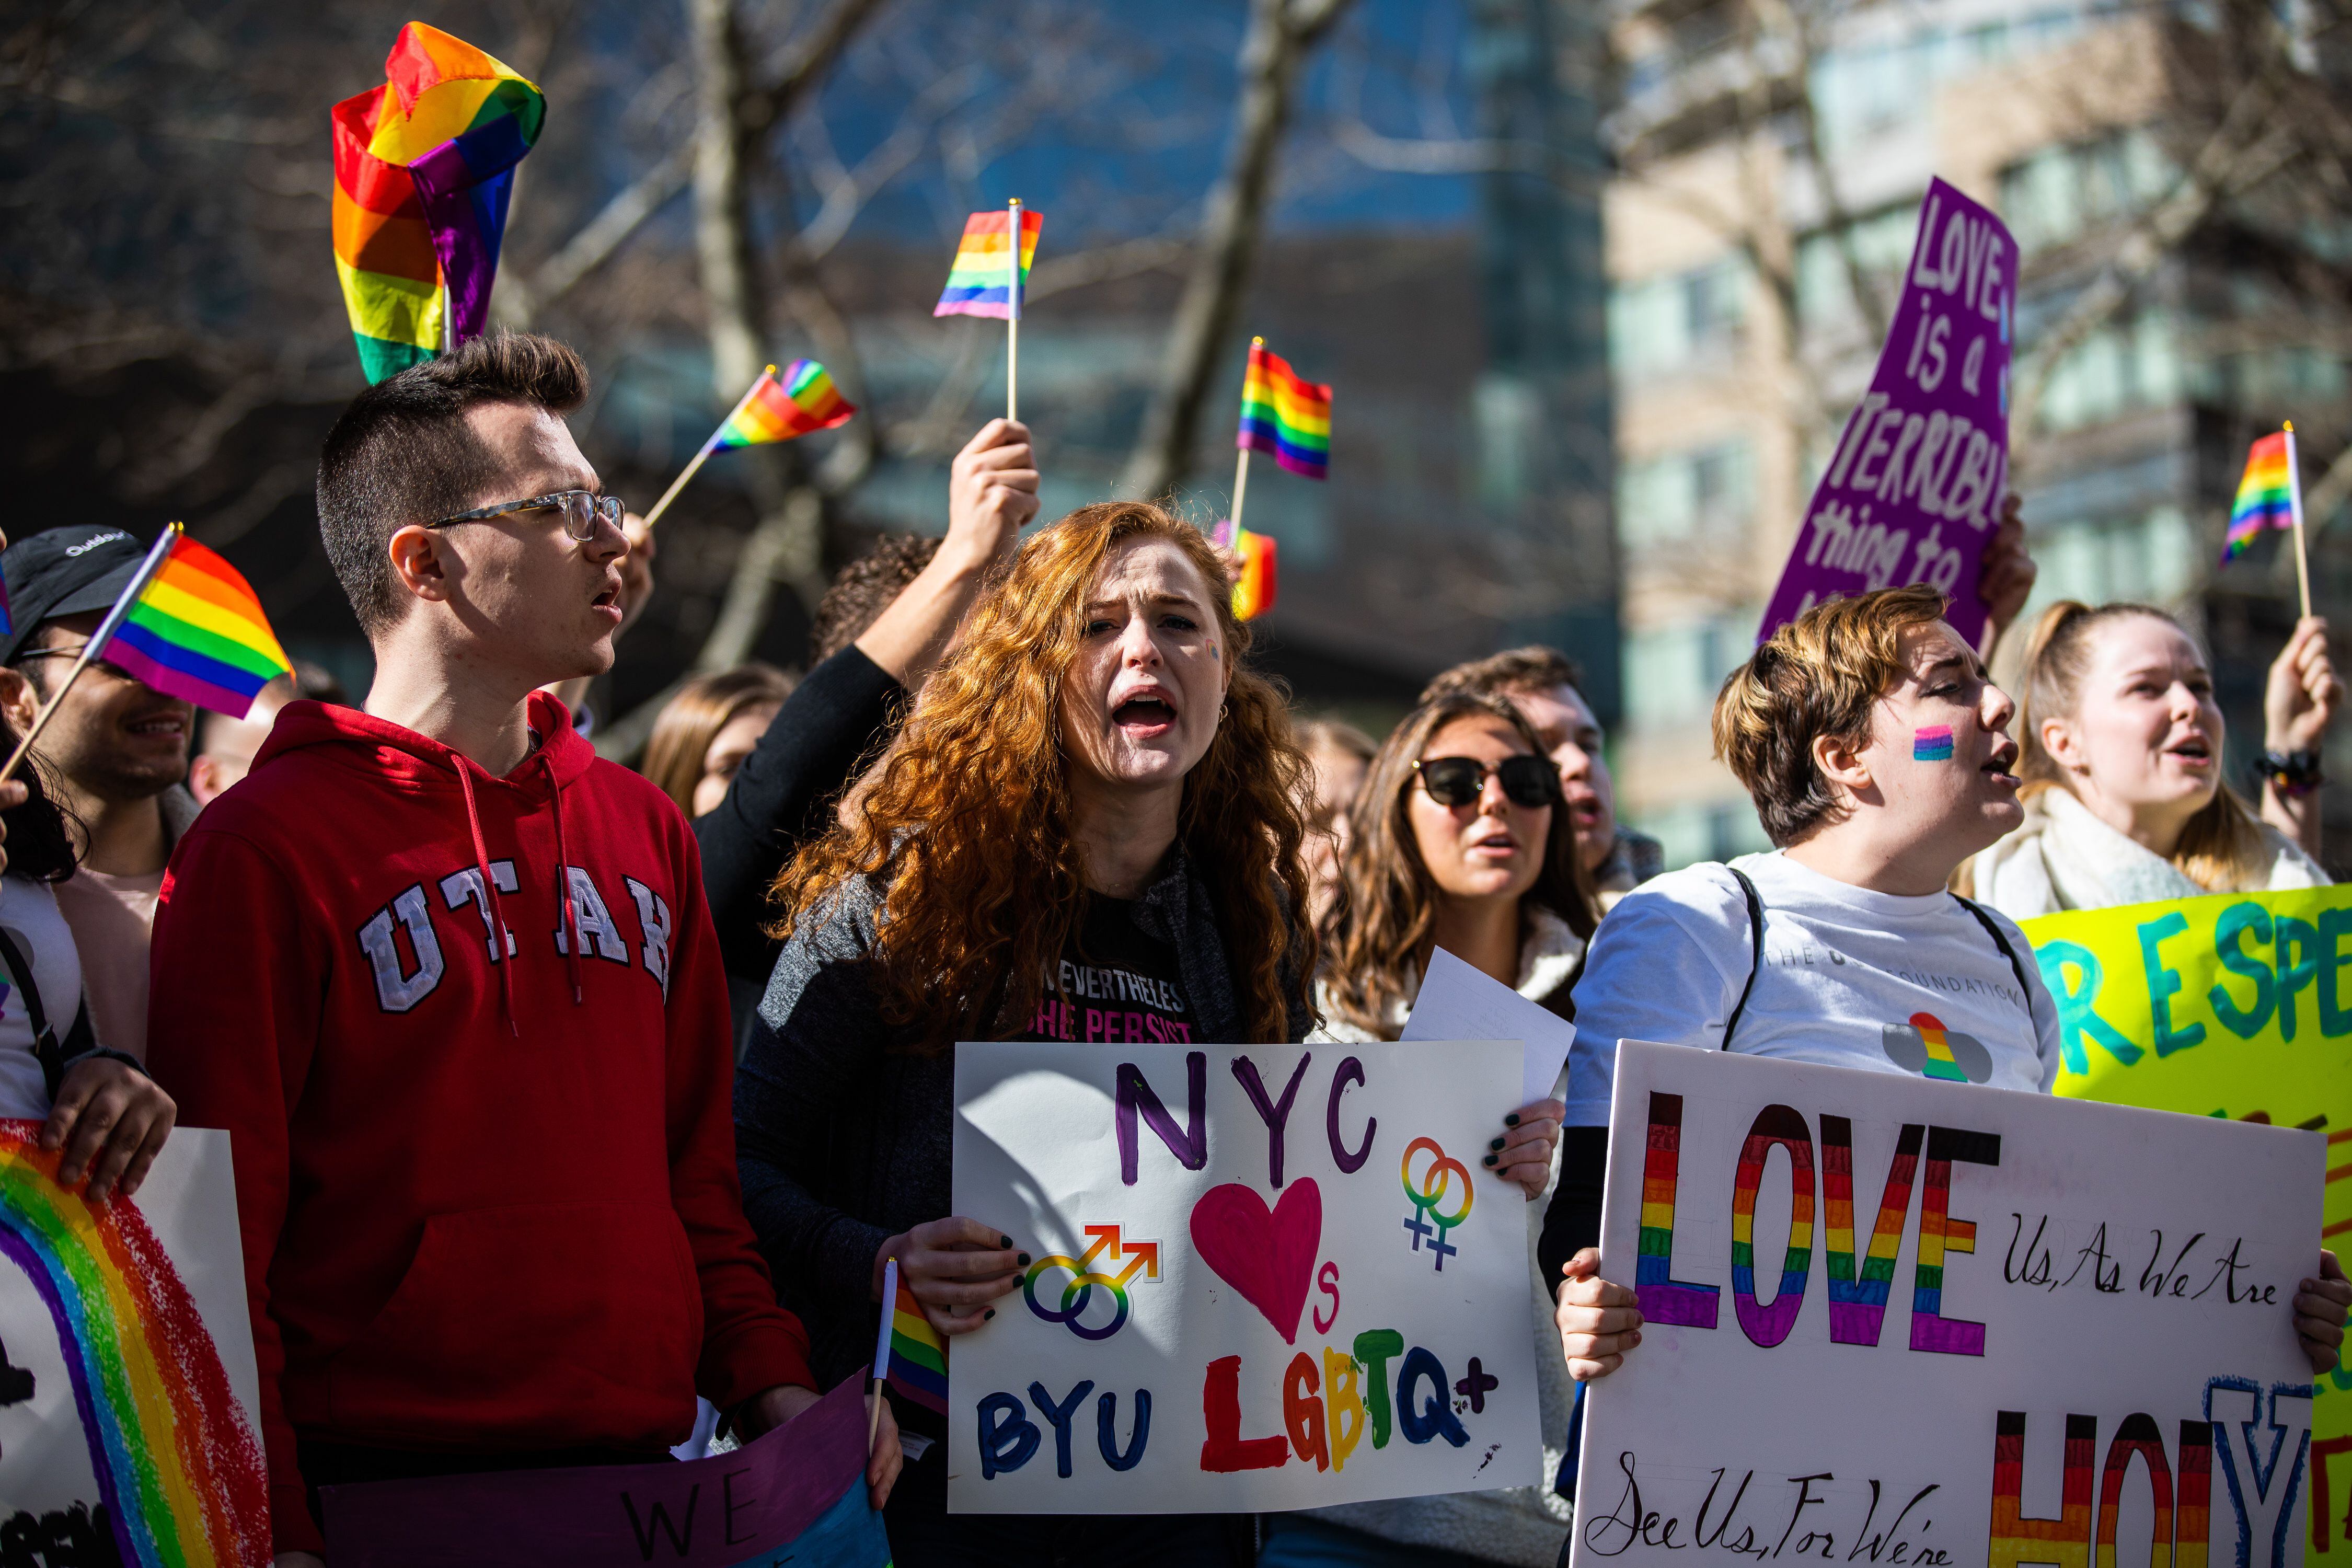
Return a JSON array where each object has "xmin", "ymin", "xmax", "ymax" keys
[{"xmin": 736, "ymin": 500, "xmax": 1313, "ymax": 1566}]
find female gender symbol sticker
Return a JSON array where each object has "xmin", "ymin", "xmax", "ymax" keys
[{"xmin": 1400, "ymin": 1135, "xmax": 1474, "ymax": 1272}]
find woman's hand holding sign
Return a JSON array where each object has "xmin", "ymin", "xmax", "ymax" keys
[
  {"xmin": 1554, "ymin": 1247, "xmax": 1642, "ymax": 1381},
  {"xmin": 1486, "ymin": 1097, "xmax": 1565, "ymax": 1200},
  {"xmin": 876, "ymin": 1216, "xmax": 1025, "ymax": 1335}
]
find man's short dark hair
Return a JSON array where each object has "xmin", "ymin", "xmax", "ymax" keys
[
  {"xmin": 315, "ymin": 331, "xmax": 589, "ymax": 635},
  {"xmin": 1420, "ymin": 645, "xmax": 1583, "ymax": 706},
  {"xmin": 809, "ymin": 534, "xmax": 943, "ymax": 664}
]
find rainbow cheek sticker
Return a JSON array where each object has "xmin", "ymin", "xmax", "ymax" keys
[{"xmin": 1913, "ymin": 725, "xmax": 1955, "ymax": 761}]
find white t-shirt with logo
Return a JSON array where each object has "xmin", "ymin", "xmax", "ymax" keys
[
  {"xmin": 1564, "ymin": 850, "xmax": 2062, "ymax": 1127},
  {"xmin": 0, "ymin": 875, "xmax": 90, "ymax": 1119}
]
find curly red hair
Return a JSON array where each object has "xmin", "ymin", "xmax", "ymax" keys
[{"xmin": 770, "ymin": 500, "xmax": 1316, "ymax": 1050}]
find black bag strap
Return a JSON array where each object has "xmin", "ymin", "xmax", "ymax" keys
[
  {"xmin": 1947, "ymin": 893, "xmax": 2036, "ymax": 1018},
  {"xmin": 0, "ymin": 925, "xmax": 64, "ymax": 1100},
  {"xmin": 1721, "ymin": 864, "xmax": 1766, "ymax": 1050}
]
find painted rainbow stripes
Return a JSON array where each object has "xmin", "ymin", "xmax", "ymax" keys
[
  {"xmin": 1821, "ymin": 1116, "xmax": 1921, "ymax": 1346},
  {"xmin": 934, "ymin": 207, "xmax": 1043, "ymax": 320},
  {"xmin": 0, "ymin": 1122, "xmax": 269, "ymax": 1565},
  {"xmin": 885, "ymin": 1275, "xmax": 948, "ymax": 1416},
  {"xmin": 1237, "ymin": 342, "xmax": 1331, "ymax": 481},
  {"xmin": 1634, "ymin": 1093, "xmax": 1720, "ymax": 1329},
  {"xmin": 1729, "ymin": 1104, "xmax": 1815, "ymax": 1347},
  {"xmin": 1911, "ymin": 1125, "xmax": 1998, "ymax": 1355},
  {"xmin": 331, "ymin": 24, "xmax": 544, "ymax": 383},
  {"xmin": 100, "ymin": 534, "xmax": 291, "ymax": 721},
  {"xmin": 2096, "ymin": 1414, "xmax": 2176, "ymax": 1568},
  {"xmin": 1990, "ymin": 1414, "xmax": 2210, "ymax": 1568},
  {"xmin": 2220, "ymin": 430, "xmax": 2295, "ymax": 564},
  {"xmin": 710, "ymin": 361, "xmax": 856, "ymax": 451},
  {"xmin": 2176, "ymin": 1420, "xmax": 2212, "ymax": 1568},
  {"xmin": 1913, "ymin": 725, "xmax": 1955, "ymax": 762},
  {"xmin": 1991, "ymin": 1411, "xmax": 2097, "ymax": 1568}
]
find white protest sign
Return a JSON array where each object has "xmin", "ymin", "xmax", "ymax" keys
[
  {"xmin": 1, "ymin": 1122, "xmax": 270, "ymax": 1562},
  {"xmin": 950, "ymin": 1039, "xmax": 1543, "ymax": 1513},
  {"xmin": 1402, "ymin": 946, "xmax": 1576, "ymax": 1106},
  {"xmin": 1573, "ymin": 1040, "xmax": 2322, "ymax": 1568}
]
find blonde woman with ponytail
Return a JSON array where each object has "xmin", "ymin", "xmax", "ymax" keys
[{"xmin": 1967, "ymin": 602, "xmax": 2338, "ymax": 917}]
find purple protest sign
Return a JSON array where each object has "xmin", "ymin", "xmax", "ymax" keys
[
  {"xmin": 321, "ymin": 1373, "xmax": 888, "ymax": 1567},
  {"xmin": 1757, "ymin": 177, "xmax": 2015, "ymax": 648}
]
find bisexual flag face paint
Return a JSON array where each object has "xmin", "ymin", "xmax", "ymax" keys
[{"xmin": 1912, "ymin": 725, "xmax": 1955, "ymax": 762}]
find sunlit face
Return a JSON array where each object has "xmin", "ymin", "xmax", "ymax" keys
[
  {"xmin": 1057, "ymin": 537, "xmax": 1229, "ymax": 797},
  {"xmin": 9, "ymin": 610, "xmax": 196, "ymax": 804},
  {"xmin": 1301, "ymin": 741, "xmax": 1369, "ymax": 927},
  {"xmin": 691, "ymin": 701, "xmax": 780, "ymax": 818},
  {"xmin": 1406, "ymin": 714, "xmax": 1553, "ymax": 905},
  {"xmin": 1507, "ymin": 683, "xmax": 1615, "ymax": 872},
  {"xmin": 1855, "ymin": 620, "xmax": 2023, "ymax": 855},
  {"xmin": 417, "ymin": 401, "xmax": 630, "ymax": 687},
  {"xmin": 2042, "ymin": 613, "xmax": 2224, "ymax": 820}
]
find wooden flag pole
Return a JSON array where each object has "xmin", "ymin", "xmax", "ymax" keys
[
  {"xmin": 868, "ymin": 1256, "xmax": 900, "ymax": 1457},
  {"xmin": 2286, "ymin": 420, "xmax": 2313, "ymax": 620},
  {"xmin": 641, "ymin": 366, "xmax": 775, "ymax": 530},
  {"xmin": 0, "ymin": 523, "xmax": 182, "ymax": 789},
  {"xmin": 1006, "ymin": 199, "xmax": 1023, "ymax": 424},
  {"xmin": 1230, "ymin": 336, "xmax": 1262, "ymax": 533}
]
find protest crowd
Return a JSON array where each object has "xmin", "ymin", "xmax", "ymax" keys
[{"xmin": 4, "ymin": 32, "xmax": 2350, "ymax": 1568}]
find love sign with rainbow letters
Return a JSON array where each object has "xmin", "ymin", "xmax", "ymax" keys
[
  {"xmin": 950, "ymin": 1039, "xmax": 1543, "ymax": 1513},
  {"xmin": 1574, "ymin": 1040, "xmax": 2322, "ymax": 1568}
]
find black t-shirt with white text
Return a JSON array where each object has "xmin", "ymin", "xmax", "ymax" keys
[{"xmin": 1022, "ymin": 893, "xmax": 1197, "ymax": 1044}]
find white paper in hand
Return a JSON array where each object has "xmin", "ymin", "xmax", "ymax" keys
[{"xmin": 1400, "ymin": 946, "xmax": 1575, "ymax": 1106}]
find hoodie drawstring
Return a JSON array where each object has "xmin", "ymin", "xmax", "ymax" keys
[
  {"xmin": 542, "ymin": 751, "xmax": 583, "ymax": 1006},
  {"xmin": 452, "ymin": 758, "xmax": 519, "ymax": 1035}
]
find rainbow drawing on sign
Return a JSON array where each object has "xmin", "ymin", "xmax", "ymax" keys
[
  {"xmin": 1400, "ymin": 1137, "xmax": 1473, "ymax": 1272},
  {"xmin": 1990, "ymin": 1411, "xmax": 2097, "ymax": 1568},
  {"xmin": 1635, "ymin": 1093, "xmax": 1721, "ymax": 1329},
  {"xmin": 2095, "ymin": 1414, "xmax": 2176, "ymax": 1568},
  {"xmin": 0, "ymin": 1122, "xmax": 270, "ymax": 1567},
  {"xmin": 1820, "ymin": 1116, "xmax": 1921, "ymax": 1346},
  {"xmin": 1729, "ymin": 1104, "xmax": 1814, "ymax": 1347},
  {"xmin": 1911, "ymin": 1125, "xmax": 1997, "ymax": 1355},
  {"xmin": 2175, "ymin": 1421, "xmax": 2212, "ymax": 1568},
  {"xmin": 1913, "ymin": 725, "xmax": 1955, "ymax": 762},
  {"xmin": 1021, "ymin": 1224, "xmax": 1159, "ymax": 1342}
]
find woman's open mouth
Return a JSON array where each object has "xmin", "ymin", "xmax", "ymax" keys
[
  {"xmin": 2166, "ymin": 736, "xmax": 2215, "ymax": 767},
  {"xmin": 1467, "ymin": 830, "xmax": 1520, "ymax": 860},
  {"xmin": 1112, "ymin": 695, "xmax": 1177, "ymax": 737}
]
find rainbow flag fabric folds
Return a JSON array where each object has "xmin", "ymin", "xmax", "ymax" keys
[
  {"xmin": 2220, "ymin": 430, "xmax": 2297, "ymax": 563},
  {"xmin": 885, "ymin": 1275, "xmax": 949, "ymax": 1416},
  {"xmin": 934, "ymin": 207, "xmax": 1043, "ymax": 321},
  {"xmin": 710, "ymin": 361, "xmax": 856, "ymax": 451},
  {"xmin": 1237, "ymin": 342, "xmax": 1331, "ymax": 480},
  {"xmin": 100, "ymin": 535, "xmax": 292, "ymax": 720},
  {"xmin": 1213, "ymin": 520, "xmax": 1279, "ymax": 622},
  {"xmin": 331, "ymin": 24, "xmax": 545, "ymax": 383}
]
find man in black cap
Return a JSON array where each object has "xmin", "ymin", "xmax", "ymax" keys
[{"xmin": 0, "ymin": 524, "xmax": 203, "ymax": 1059}]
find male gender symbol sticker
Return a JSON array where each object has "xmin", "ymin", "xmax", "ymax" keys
[{"xmin": 1400, "ymin": 1136, "xmax": 1474, "ymax": 1272}]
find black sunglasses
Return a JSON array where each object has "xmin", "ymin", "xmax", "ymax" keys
[{"xmin": 1414, "ymin": 755, "xmax": 1559, "ymax": 810}]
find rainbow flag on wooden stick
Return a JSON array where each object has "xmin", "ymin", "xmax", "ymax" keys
[
  {"xmin": 711, "ymin": 361, "xmax": 856, "ymax": 449},
  {"xmin": 98, "ymin": 529, "xmax": 292, "ymax": 719},
  {"xmin": 885, "ymin": 1273, "xmax": 948, "ymax": 1416},
  {"xmin": 935, "ymin": 206, "xmax": 1043, "ymax": 320},
  {"xmin": 2220, "ymin": 429, "xmax": 2298, "ymax": 563},
  {"xmin": 331, "ymin": 23, "xmax": 545, "ymax": 383},
  {"xmin": 1237, "ymin": 341, "xmax": 1331, "ymax": 481},
  {"xmin": 1212, "ymin": 518, "xmax": 1279, "ymax": 622}
]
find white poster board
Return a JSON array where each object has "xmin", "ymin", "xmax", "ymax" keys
[
  {"xmin": 950, "ymin": 1039, "xmax": 1544, "ymax": 1513},
  {"xmin": 1573, "ymin": 1040, "xmax": 2323, "ymax": 1568},
  {"xmin": 0, "ymin": 1121, "xmax": 269, "ymax": 1561}
]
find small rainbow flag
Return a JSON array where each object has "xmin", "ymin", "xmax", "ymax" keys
[
  {"xmin": 1, "ymin": 1121, "xmax": 271, "ymax": 1566},
  {"xmin": 934, "ymin": 206, "xmax": 1043, "ymax": 321},
  {"xmin": 885, "ymin": 1273, "xmax": 948, "ymax": 1416},
  {"xmin": 2220, "ymin": 428, "xmax": 2298, "ymax": 563},
  {"xmin": 1213, "ymin": 520, "xmax": 1279, "ymax": 621},
  {"xmin": 1237, "ymin": 341, "xmax": 1331, "ymax": 481},
  {"xmin": 331, "ymin": 23, "xmax": 545, "ymax": 384},
  {"xmin": 709, "ymin": 361, "xmax": 856, "ymax": 451},
  {"xmin": 93, "ymin": 529, "xmax": 292, "ymax": 720}
]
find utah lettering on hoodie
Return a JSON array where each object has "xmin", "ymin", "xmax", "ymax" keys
[{"xmin": 146, "ymin": 693, "xmax": 813, "ymax": 1556}]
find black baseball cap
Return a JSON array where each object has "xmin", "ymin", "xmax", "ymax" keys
[{"xmin": 0, "ymin": 525, "xmax": 153, "ymax": 666}]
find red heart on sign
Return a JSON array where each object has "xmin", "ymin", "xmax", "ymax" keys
[{"xmin": 1188, "ymin": 1178, "xmax": 1322, "ymax": 1344}]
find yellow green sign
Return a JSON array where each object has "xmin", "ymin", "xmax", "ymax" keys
[{"xmin": 2024, "ymin": 884, "xmax": 2352, "ymax": 1561}]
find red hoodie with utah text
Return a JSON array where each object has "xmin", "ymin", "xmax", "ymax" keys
[{"xmin": 146, "ymin": 695, "xmax": 813, "ymax": 1554}]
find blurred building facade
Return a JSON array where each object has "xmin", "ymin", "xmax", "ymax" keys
[{"xmin": 1601, "ymin": 0, "xmax": 2352, "ymax": 870}]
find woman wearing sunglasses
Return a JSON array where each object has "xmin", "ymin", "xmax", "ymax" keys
[{"xmin": 1267, "ymin": 692, "xmax": 1596, "ymax": 1568}]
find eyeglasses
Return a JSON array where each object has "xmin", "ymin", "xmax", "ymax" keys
[
  {"xmin": 1414, "ymin": 755, "xmax": 1559, "ymax": 810},
  {"xmin": 427, "ymin": 489, "xmax": 624, "ymax": 543},
  {"xmin": 13, "ymin": 643, "xmax": 138, "ymax": 683}
]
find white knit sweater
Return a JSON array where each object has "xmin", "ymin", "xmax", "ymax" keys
[{"xmin": 1970, "ymin": 786, "xmax": 2326, "ymax": 920}]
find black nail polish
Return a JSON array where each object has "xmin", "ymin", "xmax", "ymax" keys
[
  {"xmin": 999, "ymin": 1235, "xmax": 1013, "ymax": 1248},
  {"xmin": 1490, "ymin": 1137, "xmax": 1506, "ymax": 1151},
  {"xmin": 1505, "ymin": 1113, "xmax": 1520, "ymax": 1127},
  {"xmin": 984, "ymin": 1308, "xmax": 996, "ymax": 1320},
  {"xmin": 1017, "ymin": 1252, "xmax": 1031, "ymax": 1266},
  {"xmin": 1483, "ymin": 1153, "xmax": 1498, "ymax": 1167}
]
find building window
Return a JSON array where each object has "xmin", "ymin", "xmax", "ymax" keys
[
  {"xmin": 1999, "ymin": 129, "xmax": 2175, "ymax": 254},
  {"xmin": 1623, "ymin": 610, "xmax": 1755, "ymax": 731},
  {"xmin": 1610, "ymin": 259, "xmax": 1747, "ymax": 381},
  {"xmin": 2023, "ymin": 505, "xmax": 2199, "ymax": 613},
  {"xmin": 1617, "ymin": 439, "xmax": 1755, "ymax": 544},
  {"xmin": 2037, "ymin": 310, "xmax": 2183, "ymax": 432},
  {"xmin": 1794, "ymin": 204, "xmax": 1927, "ymax": 332}
]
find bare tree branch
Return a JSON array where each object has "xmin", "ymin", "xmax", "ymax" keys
[{"xmin": 503, "ymin": 145, "xmax": 694, "ymax": 326}]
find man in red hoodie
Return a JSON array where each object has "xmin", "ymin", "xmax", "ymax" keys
[{"xmin": 146, "ymin": 331, "xmax": 898, "ymax": 1564}]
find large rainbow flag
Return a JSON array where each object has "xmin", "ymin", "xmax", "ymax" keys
[
  {"xmin": 0, "ymin": 1122, "xmax": 271, "ymax": 1567},
  {"xmin": 94, "ymin": 529, "xmax": 292, "ymax": 720},
  {"xmin": 709, "ymin": 361, "xmax": 856, "ymax": 450},
  {"xmin": 2220, "ymin": 428, "xmax": 2298, "ymax": 563},
  {"xmin": 934, "ymin": 206, "xmax": 1043, "ymax": 321},
  {"xmin": 885, "ymin": 1274, "xmax": 948, "ymax": 1416},
  {"xmin": 1237, "ymin": 341, "xmax": 1331, "ymax": 481},
  {"xmin": 331, "ymin": 24, "xmax": 545, "ymax": 384}
]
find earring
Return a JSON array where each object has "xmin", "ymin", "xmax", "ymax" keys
[{"xmin": 1219, "ymin": 701, "xmax": 1229, "ymax": 721}]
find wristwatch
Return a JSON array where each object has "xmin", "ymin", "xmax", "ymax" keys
[{"xmin": 2254, "ymin": 747, "xmax": 2325, "ymax": 797}]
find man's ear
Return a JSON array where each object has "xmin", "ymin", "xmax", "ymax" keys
[
  {"xmin": 0, "ymin": 666, "xmax": 40, "ymax": 736},
  {"xmin": 386, "ymin": 525, "xmax": 455, "ymax": 607},
  {"xmin": 1812, "ymin": 728, "xmax": 1874, "ymax": 797}
]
